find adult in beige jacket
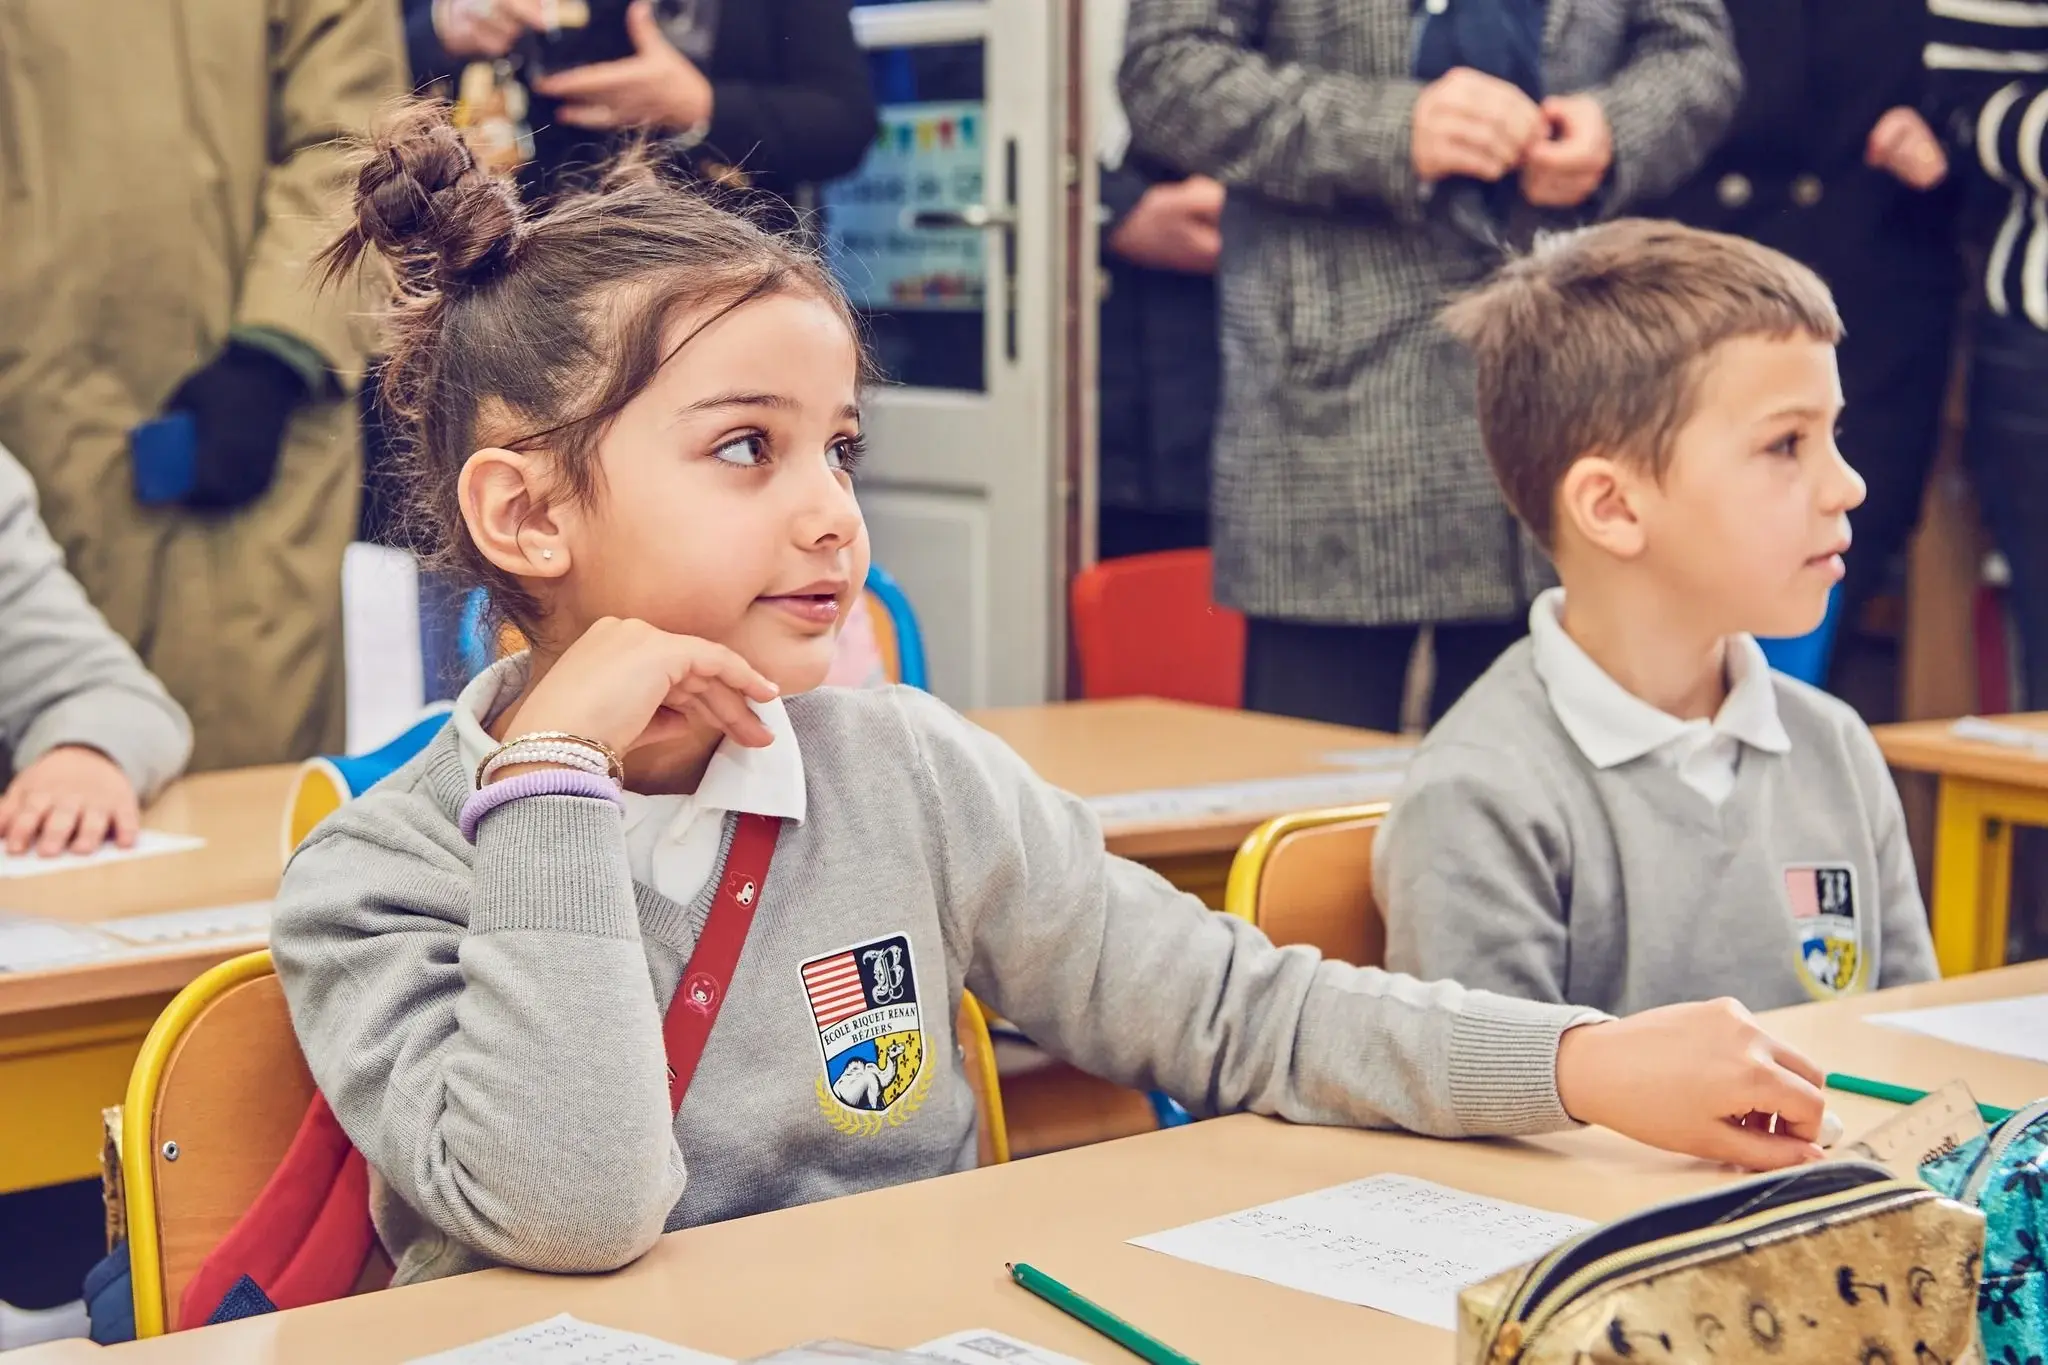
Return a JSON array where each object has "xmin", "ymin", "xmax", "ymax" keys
[{"xmin": 0, "ymin": 0, "xmax": 405, "ymax": 770}]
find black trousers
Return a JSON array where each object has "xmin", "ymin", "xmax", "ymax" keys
[
  {"xmin": 1243, "ymin": 616, "xmax": 1527, "ymax": 732},
  {"xmin": 1967, "ymin": 310, "xmax": 2048, "ymax": 708}
]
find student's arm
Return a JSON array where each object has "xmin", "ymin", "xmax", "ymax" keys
[
  {"xmin": 1923, "ymin": 0, "xmax": 2048, "ymax": 192},
  {"xmin": 1580, "ymin": 0, "xmax": 1742, "ymax": 209},
  {"xmin": 1847, "ymin": 727, "xmax": 1940, "ymax": 987},
  {"xmin": 1374, "ymin": 751, "xmax": 1574, "ymax": 1005},
  {"xmin": 237, "ymin": 0, "xmax": 408, "ymax": 395},
  {"xmin": 701, "ymin": 0, "xmax": 879, "ymax": 185},
  {"xmin": 903, "ymin": 693, "xmax": 1598, "ymax": 1138},
  {"xmin": 272, "ymin": 789, "xmax": 685, "ymax": 1274},
  {"xmin": 1118, "ymin": 0, "xmax": 1429, "ymax": 220},
  {"xmin": 0, "ymin": 447, "xmax": 191, "ymax": 800}
]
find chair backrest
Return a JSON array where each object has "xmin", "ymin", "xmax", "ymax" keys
[
  {"xmin": 123, "ymin": 951, "xmax": 318, "ymax": 1336},
  {"xmin": 1223, "ymin": 805, "xmax": 1391, "ymax": 966},
  {"xmin": 125, "ymin": 957, "xmax": 1011, "ymax": 1336},
  {"xmin": 863, "ymin": 564, "xmax": 928, "ymax": 689},
  {"xmin": 1071, "ymin": 550, "xmax": 1245, "ymax": 708},
  {"xmin": 279, "ymin": 709, "xmax": 454, "ymax": 859}
]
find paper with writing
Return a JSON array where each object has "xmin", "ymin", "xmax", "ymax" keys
[
  {"xmin": 911, "ymin": 1330, "xmax": 1088, "ymax": 1364},
  {"xmin": 1869, "ymin": 995, "xmax": 2048, "ymax": 1065},
  {"xmin": 0, "ymin": 917, "xmax": 122, "ymax": 972},
  {"xmin": 1130, "ymin": 1174, "xmax": 1591, "ymax": 1330},
  {"xmin": 404, "ymin": 1314, "xmax": 731, "ymax": 1365},
  {"xmin": 92, "ymin": 901, "xmax": 272, "ymax": 947},
  {"xmin": 1087, "ymin": 765, "xmax": 1412, "ymax": 826},
  {"xmin": 0, "ymin": 830, "xmax": 204, "ymax": 880}
]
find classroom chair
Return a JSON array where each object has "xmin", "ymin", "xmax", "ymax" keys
[
  {"xmin": 117, "ymin": 953, "xmax": 1008, "ymax": 1335},
  {"xmin": 280, "ymin": 707, "xmax": 454, "ymax": 859},
  {"xmin": 1223, "ymin": 804, "xmax": 1392, "ymax": 967},
  {"xmin": 1071, "ymin": 550, "xmax": 1245, "ymax": 708}
]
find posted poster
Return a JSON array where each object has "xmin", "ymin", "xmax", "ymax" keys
[{"xmin": 822, "ymin": 101, "xmax": 986, "ymax": 312}]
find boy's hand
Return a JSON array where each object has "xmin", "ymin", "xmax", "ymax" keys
[
  {"xmin": 1108, "ymin": 176, "xmax": 1226, "ymax": 275},
  {"xmin": 531, "ymin": 1, "xmax": 715, "ymax": 133},
  {"xmin": 1556, "ymin": 998, "xmax": 1829, "ymax": 1171},
  {"xmin": 1866, "ymin": 106, "xmax": 1948, "ymax": 190},
  {"xmin": 0, "ymin": 746, "xmax": 142, "ymax": 857},
  {"xmin": 1412, "ymin": 68, "xmax": 1545, "ymax": 184},
  {"xmin": 1520, "ymin": 94, "xmax": 1612, "ymax": 208},
  {"xmin": 500, "ymin": 617, "xmax": 780, "ymax": 773}
]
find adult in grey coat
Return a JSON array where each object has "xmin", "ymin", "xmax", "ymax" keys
[{"xmin": 1120, "ymin": 0, "xmax": 1741, "ymax": 729}]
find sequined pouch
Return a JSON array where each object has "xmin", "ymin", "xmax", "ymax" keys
[
  {"xmin": 1923, "ymin": 1098, "xmax": 2048, "ymax": 1365},
  {"xmin": 1459, "ymin": 1161, "xmax": 1985, "ymax": 1363}
]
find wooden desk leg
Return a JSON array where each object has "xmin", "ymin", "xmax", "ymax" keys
[{"xmin": 1932, "ymin": 778, "xmax": 1990, "ymax": 977}]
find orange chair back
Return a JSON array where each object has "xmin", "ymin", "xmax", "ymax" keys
[{"xmin": 1071, "ymin": 550, "xmax": 1245, "ymax": 708}]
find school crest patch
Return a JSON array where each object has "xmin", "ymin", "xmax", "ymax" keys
[
  {"xmin": 1784, "ymin": 864, "xmax": 1863, "ymax": 999},
  {"xmin": 801, "ymin": 933, "xmax": 932, "ymax": 1135}
]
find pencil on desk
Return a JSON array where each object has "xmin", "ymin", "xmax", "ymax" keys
[
  {"xmin": 1007, "ymin": 1262, "xmax": 1200, "ymax": 1365},
  {"xmin": 1825, "ymin": 1072, "xmax": 2017, "ymax": 1124}
]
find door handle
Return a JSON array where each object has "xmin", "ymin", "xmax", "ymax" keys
[{"xmin": 903, "ymin": 204, "xmax": 1017, "ymax": 230}]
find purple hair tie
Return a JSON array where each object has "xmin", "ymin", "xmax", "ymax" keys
[{"xmin": 459, "ymin": 768, "xmax": 624, "ymax": 842}]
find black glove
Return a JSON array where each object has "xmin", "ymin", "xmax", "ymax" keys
[{"xmin": 164, "ymin": 341, "xmax": 309, "ymax": 512}]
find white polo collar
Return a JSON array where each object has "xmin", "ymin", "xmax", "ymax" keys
[
  {"xmin": 453, "ymin": 652, "xmax": 806, "ymax": 823},
  {"xmin": 1527, "ymin": 589, "xmax": 1791, "ymax": 769}
]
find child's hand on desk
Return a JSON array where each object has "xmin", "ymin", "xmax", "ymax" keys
[
  {"xmin": 501, "ymin": 617, "xmax": 781, "ymax": 770},
  {"xmin": 1556, "ymin": 998, "xmax": 1829, "ymax": 1171},
  {"xmin": 0, "ymin": 746, "xmax": 141, "ymax": 857}
]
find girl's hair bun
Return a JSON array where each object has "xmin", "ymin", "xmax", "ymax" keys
[{"xmin": 320, "ymin": 100, "xmax": 524, "ymax": 294}]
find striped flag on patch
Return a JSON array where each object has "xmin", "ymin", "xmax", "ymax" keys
[
  {"xmin": 1784, "ymin": 868, "xmax": 1822, "ymax": 919},
  {"xmin": 802, "ymin": 951, "xmax": 868, "ymax": 1029}
]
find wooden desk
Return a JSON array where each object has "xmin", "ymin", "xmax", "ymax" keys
[
  {"xmin": 971, "ymin": 698, "xmax": 1402, "ymax": 903},
  {"xmin": 1873, "ymin": 713, "xmax": 2048, "ymax": 975},
  {"xmin": 1, "ymin": 766, "xmax": 295, "ymax": 1193},
  {"xmin": 30, "ymin": 964, "xmax": 2043, "ymax": 1365}
]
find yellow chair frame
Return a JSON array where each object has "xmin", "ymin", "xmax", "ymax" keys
[{"xmin": 1223, "ymin": 803, "xmax": 1392, "ymax": 965}]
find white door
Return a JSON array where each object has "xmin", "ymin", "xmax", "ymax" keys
[{"xmin": 823, "ymin": 1, "xmax": 1075, "ymax": 707}]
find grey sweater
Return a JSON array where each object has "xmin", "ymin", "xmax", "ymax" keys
[
  {"xmin": 1376, "ymin": 643, "xmax": 1939, "ymax": 1016},
  {"xmin": 0, "ymin": 443, "xmax": 190, "ymax": 795},
  {"xmin": 273, "ymin": 682, "xmax": 1603, "ymax": 1286}
]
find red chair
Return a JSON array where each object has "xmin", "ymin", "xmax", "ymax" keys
[{"xmin": 1071, "ymin": 549, "xmax": 1245, "ymax": 708}]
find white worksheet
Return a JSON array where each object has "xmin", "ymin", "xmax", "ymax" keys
[
  {"xmin": 92, "ymin": 900, "xmax": 272, "ymax": 947},
  {"xmin": 1087, "ymin": 767, "xmax": 1412, "ymax": 826},
  {"xmin": 0, "ymin": 917, "xmax": 121, "ymax": 972},
  {"xmin": 912, "ymin": 1330, "xmax": 1087, "ymax": 1364},
  {"xmin": 405, "ymin": 1314, "xmax": 731, "ymax": 1365},
  {"xmin": 1869, "ymin": 994, "xmax": 2048, "ymax": 1065},
  {"xmin": 1130, "ymin": 1174, "xmax": 1591, "ymax": 1330},
  {"xmin": 0, "ymin": 830, "xmax": 204, "ymax": 880}
]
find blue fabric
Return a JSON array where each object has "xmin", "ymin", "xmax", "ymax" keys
[
  {"xmin": 864, "ymin": 565, "xmax": 929, "ymax": 690},
  {"xmin": 1411, "ymin": 0, "xmax": 1548, "ymax": 246},
  {"xmin": 1757, "ymin": 584, "xmax": 1845, "ymax": 688},
  {"xmin": 204, "ymin": 1274, "xmax": 278, "ymax": 1327},
  {"xmin": 81, "ymin": 1242, "xmax": 134, "ymax": 1345},
  {"xmin": 1922, "ymin": 1103, "xmax": 2048, "ymax": 1364}
]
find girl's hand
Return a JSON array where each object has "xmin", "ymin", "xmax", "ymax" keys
[
  {"xmin": 1556, "ymin": 997, "xmax": 1829, "ymax": 1171},
  {"xmin": 1866, "ymin": 106, "xmax": 1948, "ymax": 190},
  {"xmin": 505, "ymin": 617, "xmax": 780, "ymax": 768},
  {"xmin": 530, "ymin": 1, "xmax": 715, "ymax": 133},
  {"xmin": 0, "ymin": 746, "xmax": 143, "ymax": 857}
]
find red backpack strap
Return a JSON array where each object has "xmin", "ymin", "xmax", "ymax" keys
[
  {"xmin": 177, "ymin": 1091, "xmax": 379, "ymax": 1329},
  {"xmin": 663, "ymin": 813, "xmax": 782, "ymax": 1110}
]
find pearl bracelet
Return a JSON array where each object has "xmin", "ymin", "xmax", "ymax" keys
[{"xmin": 475, "ymin": 729, "xmax": 625, "ymax": 788}]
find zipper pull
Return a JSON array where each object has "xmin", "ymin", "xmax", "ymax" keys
[{"xmin": 1489, "ymin": 1321, "xmax": 1525, "ymax": 1364}]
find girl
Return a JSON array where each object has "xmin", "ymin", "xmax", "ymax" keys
[{"xmin": 277, "ymin": 102, "xmax": 1835, "ymax": 1287}]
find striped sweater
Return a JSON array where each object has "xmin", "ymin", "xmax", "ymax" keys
[{"xmin": 1928, "ymin": 0, "xmax": 2048, "ymax": 325}]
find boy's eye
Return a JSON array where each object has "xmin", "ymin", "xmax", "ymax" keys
[{"xmin": 713, "ymin": 434, "xmax": 768, "ymax": 467}]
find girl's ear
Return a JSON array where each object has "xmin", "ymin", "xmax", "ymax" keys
[{"xmin": 459, "ymin": 448, "xmax": 572, "ymax": 579}]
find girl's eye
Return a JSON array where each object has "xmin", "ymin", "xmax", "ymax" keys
[
  {"xmin": 1767, "ymin": 430, "xmax": 1804, "ymax": 459},
  {"xmin": 829, "ymin": 432, "xmax": 868, "ymax": 473},
  {"xmin": 712, "ymin": 434, "xmax": 768, "ymax": 468}
]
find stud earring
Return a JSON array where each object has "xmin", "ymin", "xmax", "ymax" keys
[{"xmin": 541, "ymin": 549, "xmax": 555, "ymax": 561}]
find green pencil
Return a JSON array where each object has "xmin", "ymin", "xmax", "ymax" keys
[
  {"xmin": 1007, "ymin": 1262, "xmax": 1200, "ymax": 1365},
  {"xmin": 1824, "ymin": 1072, "xmax": 2017, "ymax": 1124}
]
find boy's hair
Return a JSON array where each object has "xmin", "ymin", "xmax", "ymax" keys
[
  {"xmin": 318, "ymin": 100, "xmax": 871, "ymax": 639},
  {"xmin": 1440, "ymin": 219, "xmax": 1843, "ymax": 548}
]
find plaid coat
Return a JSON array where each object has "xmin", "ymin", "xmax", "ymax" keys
[{"xmin": 1120, "ymin": 0, "xmax": 1740, "ymax": 624}]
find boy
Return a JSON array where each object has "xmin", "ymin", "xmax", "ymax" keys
[
  {"xmin": 1375, "ymin": 220, "xmax": 1939, "ymax": 1014},
  {"xmin": 0, "ymin": 442, "xmax": 192, "ymax": 857}
]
